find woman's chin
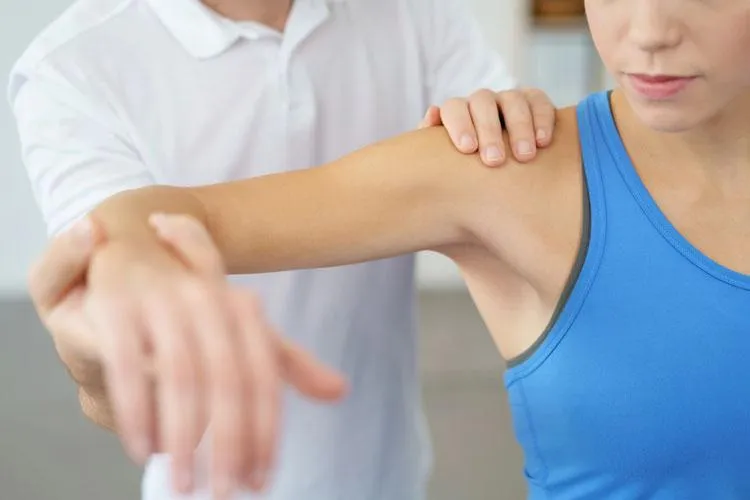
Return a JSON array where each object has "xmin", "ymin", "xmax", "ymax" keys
[{"xmin": 627, "ymin": 99, "xmax": 704, "ymax": 134}]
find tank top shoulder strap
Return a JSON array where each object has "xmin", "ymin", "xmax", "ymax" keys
[
  {"xmin": 575, "ymin": 91, "xmax": 612, "ymax": 212},
  {"xmin": 574, "ymin": 91, "xmax": 609, "ymax": 268}
]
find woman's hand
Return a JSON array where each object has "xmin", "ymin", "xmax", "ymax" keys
[{"xmin": 29, "ymin": 215, "xmax": 347, "ymax": 499}]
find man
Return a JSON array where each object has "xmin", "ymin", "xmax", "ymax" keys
[{"xmin": 9, "ymin": 0, "xmax": 556, "ymax": 498}]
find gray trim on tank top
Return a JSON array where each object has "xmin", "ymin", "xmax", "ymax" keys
[{"xmin": 506, "ymin": 173, "xmax": 592, "ymax": 368}]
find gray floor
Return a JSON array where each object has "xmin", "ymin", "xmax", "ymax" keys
[{"xmin": 0, "ymin": 291, "xmax": 526, "ymax": 500}]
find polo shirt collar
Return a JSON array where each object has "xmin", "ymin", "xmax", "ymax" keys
[{"xmin": 145, "ymin": 0, "xmax": 350, "ymax": 59}]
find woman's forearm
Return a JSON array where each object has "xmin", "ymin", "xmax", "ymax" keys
[
  {"xmin": 93, "ymin": 127, "xmax": 483, "ymax": 275},
  {"xmin": 193, "ymin": 127, "xmax": 482, "ymax": 274},
  {"xmin": 91, "ymin": 184, "xmax": 209, "ymax": 255}
]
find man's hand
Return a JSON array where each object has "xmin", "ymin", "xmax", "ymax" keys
[
  {"xmin": 420, "ymin": 87, "xmax": 556, "ymax": 166},
  {"xmin": 28, "ymin": 215, "xmax": 347, "ymax": 500},
  {"xmin": 28, "ymin": 218, "xmax": 106, "ymax": 394}
]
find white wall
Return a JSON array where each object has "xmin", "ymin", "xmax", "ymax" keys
[{"xmin": 0, "ymin": 0, "xmax": 598, "ymax": 295}]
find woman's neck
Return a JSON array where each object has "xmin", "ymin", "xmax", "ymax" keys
[
  {"xmin": 201, "ymin": 0, "xmax": 292, "ymax": 30},
  {"xmin": 611, "ymin": 90, "xmax": 750, "ymax": 193}
]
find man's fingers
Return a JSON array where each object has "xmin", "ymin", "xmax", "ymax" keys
[
  {"xmin": 467, "ymin": 90, "xmax": 507, "ymax": 166},
  {"xmin": 439, "ymin": 98, "xmax": 479, "ymax": 154},
  {"xmin": 522, "ymin": 87, "xmax": 556, "ymax": 147},
  {"xmin": 418, "ymin": 105, "xmax": 441, "ymax": 129},
  {"xmin": 29, "ymin": 217, "xmax": 103, "ymax": 313},
  {"xmin": 149, "ymin": 213, "xmax": 225, "ymax": 278},
  {"xmin": 50, "ymin": 288, "xmax": 103, "ymax": 377},
  {"xmin": 496, "ymin": 91, "xmax": 537, "ymax": 162}
]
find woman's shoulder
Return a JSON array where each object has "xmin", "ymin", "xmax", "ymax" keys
[
  {"xmin": 461, "ymin": 105, "xmax": 585, "ymax": 283},
  {"xmin": 532, "ymin": 105, "xmax": 581, "ymax": 172},
  {"xmin": 446, "ymin": 106, "xmax": 588, "ymax": 354},
  {"xmin": 354, "ymin": 106, "xmax": 585, "ymax": 250},
  {"xmin": 467, "ymin": 105, "xmax": 583, "ymax": 213}
]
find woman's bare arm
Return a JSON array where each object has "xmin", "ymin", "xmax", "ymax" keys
[
  {"xmin": 72, "ymin": 109, "xmax": 579, "ymax": 491},
  {"xmin": 92, "ymin": 126, "xmax": 489, "ymax": 273}
]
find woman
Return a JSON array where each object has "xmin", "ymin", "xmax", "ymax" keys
[{"xmin": 38, "ymin": 0, "xmax": 750, "ymax": 498}]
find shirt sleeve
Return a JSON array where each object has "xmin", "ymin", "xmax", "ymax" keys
[
  {"xmin": 8, "ymin": 62, "xmax": 156, "ymax": 237},
  {"xmin": 418, "ymin": 0, "xmax": 517, "ymax": 105}
]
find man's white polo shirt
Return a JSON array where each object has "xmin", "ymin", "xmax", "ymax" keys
[{"xmin": 8, "ymin": 0, "xmax": 515, "ymax": 498}]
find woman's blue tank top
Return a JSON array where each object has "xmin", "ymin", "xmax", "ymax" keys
[{"xmin": 504, "ymin": 92, "xmax": 750, "ymax": 499}]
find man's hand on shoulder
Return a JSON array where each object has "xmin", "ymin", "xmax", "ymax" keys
[{"xmin": 419, "ymin": 87, "xmax": 557, "ymax": 166}]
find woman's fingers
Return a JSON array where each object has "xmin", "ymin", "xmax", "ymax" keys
[
  {"xmin": 185, "ymin": 282, "xmax": 246, "ymax": 500},
  {"xmin": 279, "ymin": 339, "xmax": 348, "ymax": 401},
  {"xmin": 229, "ymin": 290, "xmax": 281, "ymax": 492},
  {"xmin": 87, "ymin": 293, "xmax": 154, "ymax": 464},
  {"xmin": 145, "ymin": 296, "xmax": 201, "ymax": 494}
]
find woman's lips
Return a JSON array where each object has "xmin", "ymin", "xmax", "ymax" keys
[{"xmin": 627, "ymin": 74, "xmax": 697, "ymax": 100}]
